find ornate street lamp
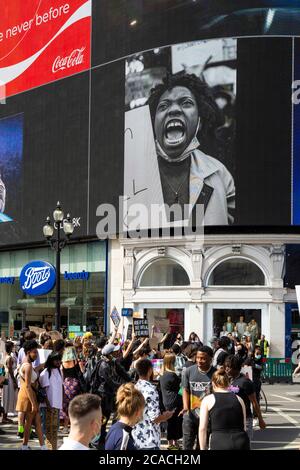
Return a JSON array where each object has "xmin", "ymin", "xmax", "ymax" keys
[{"xmin": 43, "ymin": 202, "xmax": 74, "ymax": 331}]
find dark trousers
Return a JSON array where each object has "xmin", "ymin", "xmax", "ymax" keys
[{"xmin": 182, "ymin": 412, "xmax": 200, "ymax": 450}]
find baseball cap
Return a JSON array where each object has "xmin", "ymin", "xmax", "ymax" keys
[
  {"xmin": 102, "ymin": 343, "xmax": 120, "ymax": 355},
  {"xmin": 209, "ymin": 336, "xmax": 218, "ymax": 343}
]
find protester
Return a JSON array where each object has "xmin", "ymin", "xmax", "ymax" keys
[
  {"xmin": 16, "ymin": 331, "xmax": 42, "ymax": 440},
  {"xmin": 159, "ymin": 353, "xmax": 183, "ymax": 450},
  {"xmin": 181, "ymin": 346, "xmax": 216, "ymax": 449},
  {"xmin": 94, "ymin": 343, "xmax": 131, "ymax": 448},
  {"xmin": 171, "ymin": 343, "xmax": 186, "ymax": 378},
  {"xmin": 199, "ymin": 368, "xmax": 250, "ymax": 450},
  {"xmin": 61, "ymin": 345, "xmax": 82, "ymax": 434},
  {"xmin": 59, "ymin": 394, "xmax": 102, "ymax": 450},
  {"xmin": 212, "ymin": 337, "xmax": 230, "ymax": 368},
  {"xmin": 188, "ymin": 332, "xmax": 202, "ymax": 346},
  {"xmin": 2, "ymin": 341, "xmax": 18, "ymax": 423},
  {"xmin": 235, "ymin": 341, "xmax": 248, "ymax": 367},
  {"xmin": 245, "ymin": 346, "xmax": 264, "ymax": 423},
  {"xmin": 225, "ymin": 355, "xmax": 266, "ymax": 443},
  {"xmin": 39, "ymin": 352, "xmax": 63, "ymax": 450},
  {"xmin": 132, "ymin": 359, "xmax": 174, "ymax": 450},
  {"xmin": 105, "ymin": 383, "xmax": 145, "ymax": 450},
  {"xmin": 182, "ymin": 344, "xmax": 198, "ymax": 371},
  {"xmin": 15, "ymin": 340, "xmax": 47, "ymax": 450}
]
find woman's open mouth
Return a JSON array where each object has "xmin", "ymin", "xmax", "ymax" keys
[{"xmin": 164, "ymin": 119, "xmax": 186, "ymax": 146}]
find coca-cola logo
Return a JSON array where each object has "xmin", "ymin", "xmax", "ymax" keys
[
  {"xmin": 20, "ymin": 261, "xmax": 56, "ymax": 296},
  {"xmin": 52, "ymin": 47, "xmax": 86, "ymax": 74}
]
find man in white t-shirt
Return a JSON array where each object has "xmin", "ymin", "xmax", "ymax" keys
[{"xmin": 59, "ymin": 394, "xmax": 102, "ymax": 450}]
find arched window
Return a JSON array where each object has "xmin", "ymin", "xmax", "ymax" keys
[
  {"xmin": 140, "ymin": 259, "xmax": 190, "ymax": 287},
  {"xmin": 208, "ymin": 258, "xmax": 265, "ymax": 286}
]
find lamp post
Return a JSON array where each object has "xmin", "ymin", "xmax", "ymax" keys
[{"xmin": 43, "ymin": 202, "xmax": 74, "ymax": 331}]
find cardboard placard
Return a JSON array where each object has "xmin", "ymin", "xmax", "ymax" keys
[
  {"xmin": 133, "ymin": 317, "xmax": 149, "ymax": 337},
  {"xmin": 29, "ymin": 326, "xmax": 46, "ymax": 337},
  {"xmin": 126, "ymin": 324, "xmax": 133, "ymax": 340},
  {"xmin": 48, "ymin": 330, "xmax": 63, "ymax": 341},
  {"xmin": 110, "ymin": 306, "xmax": 121, "ymax": 328},
  {"xmin": 241, "ymin": 365, "xmax": 253, "ymax": 381},
  {"xmin": 153, "ymin": 317, "xmax": 169, "ymax": 333},
  {"xmin": 133, "ymin": 310, "xmax": 144, "ymax": 319},
  {"xmin": 38, "ymin": 349, "xmax": 52, "ymax": 363},
  {"xmin": 149, "ymin": 337, "xmax": 159, "ymax": 350}
]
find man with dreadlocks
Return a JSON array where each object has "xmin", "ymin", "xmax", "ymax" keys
[{"xmin": 147, "ymin": 71, "xmax": 235, "ymax": 225}]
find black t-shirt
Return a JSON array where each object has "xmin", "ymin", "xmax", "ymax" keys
[
  {"xmin": 159, "ymin": 371, "xmax": 182, "ymax": 410},
  {"xmin": 230, "ymin": 373, "xmax": 255, "ymax": 418}
]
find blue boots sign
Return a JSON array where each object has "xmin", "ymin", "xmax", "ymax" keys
[{"xmin": 20, "ymin": 261, "xmax": 56, "ymax": 296}]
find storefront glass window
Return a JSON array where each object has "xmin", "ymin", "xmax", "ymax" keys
[
  {"xmin": 0, "ymin": 241, "xmax": 106, "ymax": 337},
  {"xmin": 140, "ymin": 259, "xmax": 190, "ymax": 287},
  {"xmin": 208, "ymin": 258, "xmax": 265, "ymax": 286}
]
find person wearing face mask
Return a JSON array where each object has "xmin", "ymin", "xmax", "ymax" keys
[
  {"xmin": 59, "ymin": 394, "xmax": 102, "ymax": 450},
  {"xmin": 146, "ymin": 72, "xmax": 235, "ymax": 226},
  {"xmin": 235, "ymin": 342, "xmax": 248, "ymax": 367},
  {"xmin": 245, "ymin": 346, "xmax": 263, "ymax": 406}
]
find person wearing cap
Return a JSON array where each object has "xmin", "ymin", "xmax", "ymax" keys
[{"xmin": 94, "ymin": 342, "xmax": 132, "ymax": 449}]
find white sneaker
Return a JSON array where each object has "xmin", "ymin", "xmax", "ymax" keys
[
  {"xmin": 40, "ymin": 444, "xmax": 48, "ymax": 450},
  {"xmin": 20, "ymin": 445, "xmax": 31, "ymax": 450},
  {"xmin": 253, "ymin": 418, "xmax": 259, "ymax": 427}
]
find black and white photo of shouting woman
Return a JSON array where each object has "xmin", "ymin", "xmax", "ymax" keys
[{"xmin": 147, "ymin": 71, "xmax": 235, "ymax": 225}]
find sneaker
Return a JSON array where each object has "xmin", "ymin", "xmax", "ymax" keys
[
  {"xmin": 40, "ymin": 445, "xmax": 48, "ymax": 450},
  {"xmin": 17, "ymin": 431, "xmax": 24, "ymax": 439},
  {"xmin": 20, "ymin": 445, "xmax": 31, "ymax": 450}
]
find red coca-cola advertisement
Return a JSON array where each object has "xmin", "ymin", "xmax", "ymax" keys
[{"xmin": 0, "ymin": 0, "xmax": 91, "ymax": 98}]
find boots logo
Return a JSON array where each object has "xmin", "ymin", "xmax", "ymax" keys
[
  {"xmin": 52, "ymin": 47, "xmax": 86, "ymax": 74},
  {"xmin": 20, "ymin": 261, "xmax": 56, "ymax": 296}
]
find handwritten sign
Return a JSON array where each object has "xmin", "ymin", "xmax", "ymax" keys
[{"xmin": 133, "ymin": 317, "xmax": 149, "ymax": 337}]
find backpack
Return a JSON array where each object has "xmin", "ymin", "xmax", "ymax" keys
[
  {"xmin": 83, "ymin": 356, "xmax": 97, "ymax": 392},
  {"xmin": 89, "ymin": 357, "xmax": 105, "ymax": 395}
]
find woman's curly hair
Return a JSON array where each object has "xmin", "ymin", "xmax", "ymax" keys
[{"xmin": 147, "ymin": 71, "xmax": 221, "ymax": 146}]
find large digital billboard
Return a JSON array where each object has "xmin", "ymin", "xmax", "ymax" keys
[
  {"xmin": 0, "ymin": 0, "xmax": 91, "ymax": 98},
  {"xmin": 0, "ymin": 1, "xmax": 300, "ymax": 246}
]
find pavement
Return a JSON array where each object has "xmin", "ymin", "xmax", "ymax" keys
[{"xmin": 0, "ymin": 383, "xmax": 299, "ymax": 450}]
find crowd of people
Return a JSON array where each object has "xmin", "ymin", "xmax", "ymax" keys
[{"xmin": 0, "ymin": 323, "xmax": 269, "ymax": 451}]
